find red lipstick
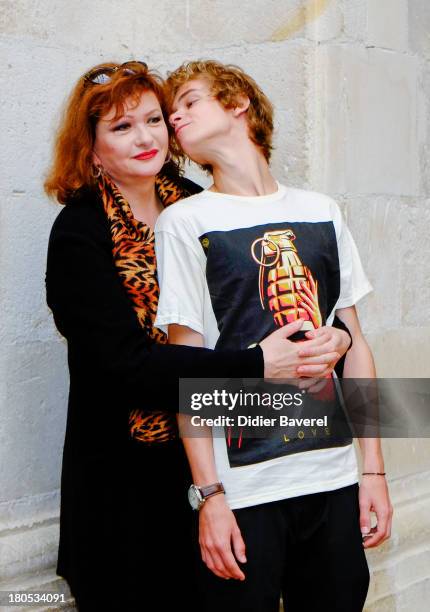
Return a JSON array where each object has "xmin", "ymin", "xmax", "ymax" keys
[{"xmin": 134, "ymin": 149, "xmax": 158, "ymax": 160}]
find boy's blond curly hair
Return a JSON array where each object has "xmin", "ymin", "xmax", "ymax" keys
[{"xmin": 166, "ymin": 60, "xmax": 274, "ymax": 172}]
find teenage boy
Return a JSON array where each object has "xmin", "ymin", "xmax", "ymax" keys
[{"xmin": 154, "ymin": 61, "xmax": 392, "ymax": 612}]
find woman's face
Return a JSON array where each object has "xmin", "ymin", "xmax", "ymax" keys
[{"xmin": 93, "ymin": 89, "xmax": 169, "ymax": 183}]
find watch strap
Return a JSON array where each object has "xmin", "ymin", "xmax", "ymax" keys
[{"xmin": 199, "ymin": 482, "xmax": 225, "ymax": 500}]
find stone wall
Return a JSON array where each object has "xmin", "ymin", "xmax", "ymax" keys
[{"xmin": 0, "ymin": 1, "xmax": 428, "ymax": 610}]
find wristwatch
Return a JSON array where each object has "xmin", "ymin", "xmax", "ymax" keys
[{"xmin": 188, "ymin": 482, "xmax": 225, "ymax": 511}]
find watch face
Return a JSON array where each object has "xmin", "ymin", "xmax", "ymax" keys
[{"xmin": 188, "ymin": 485, "xmax": 202, "ymax": 510}]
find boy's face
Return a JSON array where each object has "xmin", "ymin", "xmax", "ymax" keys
[{"xmin": 169, "ymin": 78, "xmax": 234, "ymax": 164}]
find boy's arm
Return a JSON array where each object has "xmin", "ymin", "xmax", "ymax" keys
[
  {"xmin": 335, "ymin": 306, "xmax": 393, "ymax": 548},
  {"xmin": 168, "ymin": 323, "xmax": 247, "ymax": 581}
]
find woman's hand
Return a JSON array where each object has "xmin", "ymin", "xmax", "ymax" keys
[
  {"xmin": 359, "ymin": 476, "xmax": 393, "ymax": 548},
  {"xmin": 199, "ymin": 494, "xmax": 246, "ymax": 580},
  {"xmin": 296, "ymin": 325, "xmax": 350, "ymax": 377},
  {"xmin": 260, "ymin": 319, "xmax": 340, "ymax": 379}
]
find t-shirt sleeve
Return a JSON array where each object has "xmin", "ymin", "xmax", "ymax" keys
[
  {"xmin": 155, "ymin": 229, "xmax": 205, "ymax": 335},
  {"xmin": 332, "ymin": 202, "xmax": 373, "ymax": 309}
]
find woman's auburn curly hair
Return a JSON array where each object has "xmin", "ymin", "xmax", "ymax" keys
[
  {"xmin": 165, "ymin": 60, "xmax": 274, "ymax": 171},
  {"xmin": 44, "ymin": 62, "xmax": 179, "ymax": 205}
]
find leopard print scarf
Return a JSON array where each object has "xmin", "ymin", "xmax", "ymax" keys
[{"xmin": 96, "ymin": 169, "xmax": 192, "ymax": 443}]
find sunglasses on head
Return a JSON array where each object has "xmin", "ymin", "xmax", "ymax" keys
[{"xmin": 83, "ymin": 61, "xmax": 148, "ymax": 85}]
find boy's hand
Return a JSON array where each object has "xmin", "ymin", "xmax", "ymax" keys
[
  {"xmin": 359, "ymin": 476, "xmax": 393, "ymax": 548},
  {"xmin": 260, "ymin": 320, "xmax": 340, "ymax": 379},
  {"xmin": 296, "ymin": 326, "xmax": 350, "ymax": 376},
  {"xmin": 199, "ymin": 494, "xmax": 246, "ymax": 580}
]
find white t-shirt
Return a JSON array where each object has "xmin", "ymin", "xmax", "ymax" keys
[{"xmin": 154, "ymin": 183, "xmax": 372, "ymax": 510}]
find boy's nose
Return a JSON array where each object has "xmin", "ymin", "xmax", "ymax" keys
[{"xmin": 169, "ymin": 110, "xmax": 181, "ymax": 127}]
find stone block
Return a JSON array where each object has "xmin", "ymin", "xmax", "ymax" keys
[
  {"xmin": 388, "ymin": 466, "xmax": 428, "ymax": 514},
  {"xmin": 0, "ymin": 522, "xmax": 59, "ymax": 582},
  {"xmin": 0, "ymin": 341, "xmax": 68, "ymax": 501},
  {"xmin": 273, "ymin": 110, "xmax": 308, "ymax": 189},
  {"xmin": 186, "ymin": 0, "xmax": 305, "ymax": 46},
  {"xmin": 0, "ymin": 40, "xmax": 71, "ymax": 197},
  {"xmin": 341, "ymin": 196, "xmax": 403, "ymax": 336},
  {"xmin": 394, "ymin": 577, "xmax": 430, "ymax": 612},
  {"xmin": 366, "ymin": 530, "xmax": 430, "ymax": 609},
  {"xmin": 418, "ymin": 62, "xmax": 430, "ymax": 197},
  {"xmin": 0, "ymin": 491, "xmax": 60, "ymax": 532},
  {"xmin": 367, "ymin": 326, "xmax": 430, "ymax": 377},
  {"xmin": 367, "ymin": 0, "xmax": 408, "ymax": 51},
  {"xmin": 312, "ymin": 45, "xmax": 419, "ymax": 196},
  {"xmin": 380, "ymin": 440, "xmax": 430, "ymax": 483},
  {"xmin": 398, "ymin": 202, "xmax": 430, "ymax": 327},
  {"xmin": 409, "ymin": 0, "xmax": 430, "ymax": 58},
  {"xmin": 304, "ymin": 0, "xmax": 343, "ymax": 42},
  {"xmin": 0, "ymin": 191, "xmax": 62, "ymax": 346},
  {"xmin": 339, "ymin": 0, "xmax": 367, "ymax": 41},
  {"xmin": 0, "ymin": 0, "xmax": 135, "ymax": 55}
]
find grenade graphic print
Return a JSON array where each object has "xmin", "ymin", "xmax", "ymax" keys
[{"xmin": 251, "ymin": 229, "xmax": 322, "ymax": 330}]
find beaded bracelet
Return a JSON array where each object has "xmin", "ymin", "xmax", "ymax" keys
[{"xmin": 362, "ymin": 472, "xmax": 386, "ymax": 476}]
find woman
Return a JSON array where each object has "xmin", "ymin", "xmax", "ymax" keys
[{"xmin": 44, "ymin": 61, "xmax": 353, "ymax": 611}]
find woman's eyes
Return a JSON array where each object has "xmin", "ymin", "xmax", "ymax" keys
[
  {"xmin": 186, "ymin": 98, "xmax": 198, "ymax": 108},
  {"xmin": 113, "ymin": 122, "xmax": 131, "ymax": 131},
  {"xmin": 113, "ymin": 116, "xmax": 162, "ymax": 131}
]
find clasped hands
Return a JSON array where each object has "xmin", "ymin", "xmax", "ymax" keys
[{"xmin": 259, "ymin": 318, "xmax": 350, "ymax": 386}]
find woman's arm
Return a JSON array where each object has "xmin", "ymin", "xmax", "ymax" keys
[
  {"xmin": 335, "ymin": 306, "xmax": 393, "ymax": 548},
  {"xmin": 45, "ymin": 203, "xmax": 263, "ymax": 414}
]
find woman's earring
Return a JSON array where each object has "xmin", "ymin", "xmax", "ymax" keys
[
  {"xmin": 163, "ymin": 151, "xmax": 172, "ymax": 165},
  {"xmin": 92, "ymin": 164, "xmax": 103, "ymax": 178}
]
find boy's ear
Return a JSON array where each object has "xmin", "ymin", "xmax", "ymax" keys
[{"xmin": 233, "ymin": 94, "xmax": 250, "ymax": 117}]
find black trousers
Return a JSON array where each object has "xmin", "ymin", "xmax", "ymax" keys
[{"xmin": 195, "ymin": 484, "xmax": 370, "ymax": 612}]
